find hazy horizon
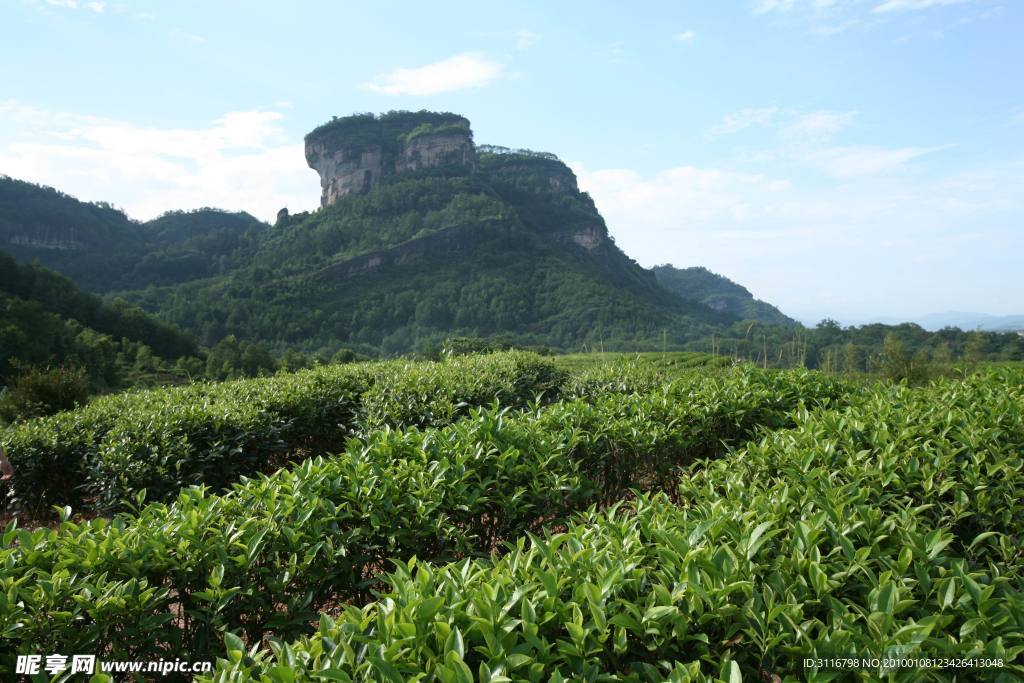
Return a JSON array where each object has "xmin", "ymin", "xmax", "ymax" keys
[{"xmin": 2, "ymin": 0, "xmax": 1021, "ymax": 321}]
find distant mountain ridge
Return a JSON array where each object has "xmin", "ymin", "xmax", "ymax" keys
[
  {"xmin": 652, "ymin": 265, "xmax": 797, "ymax": 326},
  {"xmin": 816, "ymin": 312, "xmax": 1024, "ymax": 332},
  {"xmin": 914, "ymin": 312, "xmax": 1024, "ymax": 332},
  {"xmin": 0, "ymin": 175, "xmax": 266, "ymax": 291}
]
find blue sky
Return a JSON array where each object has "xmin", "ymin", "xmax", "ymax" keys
[{"xmin": 1, "ymin": 0, "xmax": 1021, "ymax": 323}]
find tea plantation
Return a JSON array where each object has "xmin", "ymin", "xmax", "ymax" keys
[{"xmin": 1, "ymin": 354, "xmax": 1020, "ymax": 681}]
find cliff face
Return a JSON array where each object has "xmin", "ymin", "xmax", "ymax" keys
[
  {"xmin": 396, "ymin": 133, "xmax": 474, "ymax": 173},
  {"xmin": 305, "ymin": 142, "xmax": 384, "ymax": 207},
  {"xmin": 304, "ymin": 112, "xmax": 475, "ymax": 207}
]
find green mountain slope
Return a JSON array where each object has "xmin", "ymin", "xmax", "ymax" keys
[
  {"xmin": 126, "ymin": 147, "xmax": 733, "ymax": 353},
  {"xmin": 0, "ymin": 176, "xmax": 266, "ymax": 291},
  {"xmin": 0, "ymin": 251, "xmax": 199, "ymax": 385},
  {"xmin": 2, "ymin": 113, "xmax": 774, "ymax": 355},
  {"xmin": 652, "ymin": 264, "xmax": 797, "ymax": 326}
]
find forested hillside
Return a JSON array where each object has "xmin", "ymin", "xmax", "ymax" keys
[
  {"xmin": 0, "ymin": 251, "xmax": 203, "ymax": 421},
  {"xmin": 0, "ymin": 176, "xmax": 266, "ymax": 290},
  {"xmin": 652, "ymin": 264, "xmax": 796, "ymax": 326},
  {"xmin": 123, "ymin": 143, "xmax": 733, "ymax": 354}
]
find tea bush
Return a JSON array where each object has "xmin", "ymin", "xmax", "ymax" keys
[
  {"xmin": 360, "ymin": 352, "xmax": 566, "ymax": 430},
  {"xmin": 0, "ymin": 368, "xmax": 845, "ymax": 672},
  {"xmin": 204, "ymin": 370, "xmax": 1023, "ymax": 682},
  {"xmin": 0, "ymin": 352, "xmax": 562, "ymax": 515}
]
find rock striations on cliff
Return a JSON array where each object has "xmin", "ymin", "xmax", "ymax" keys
[{"xmin": 305, "ymin": 111, "xmax": 475, "ymax": 207}]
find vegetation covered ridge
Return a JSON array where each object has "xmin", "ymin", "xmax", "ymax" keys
[
  {"xmin": 0, "ymin": 250, "xmax": 198, "ymax": 365},
  {"xmin": 305, "ymin": 111, "xmax": 472, "ymax": 149}
]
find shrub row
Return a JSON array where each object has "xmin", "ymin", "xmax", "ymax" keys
[
  {"xmin": 204, "ymin": 370, "xmax": 1024, "ymax": 682},
  {"xmin": 0, "ymin": 352, "xmax": 564, "ymax": 515},
  {"xmin": 0, "ymin": 368, "xmax": 848, "ymax": 673}
]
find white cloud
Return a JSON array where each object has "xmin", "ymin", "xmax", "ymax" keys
[
  {"xmin": 873, "ymin": 0, "xmax": 973, "ymax": 12},
  {"xmin": 754, "ymin": 0, "xmax": 841, "ymax": 10},
  {"xmin": 803, "ymin": 143, "xmax": 951, "ymax": 176},
  {"xmin": 0, "ymin": 102, "xmax": 320, "ymax": 221},
  {"xmin": 31, "ymin": 0, "xmax": 106, "ymax": 11},
  {"xmin": 712, "ymin": 106, "xmax": 943, "ymax": 177},
  {"xmin": 515, "ymin": 30, "xmax": 542, "ymax": 50},
  {"xmin": 711, "ymin": 107, "xmax": 779, "ymax": 136},
  {"xmin": 752, "ymin": 0, "xmax": 984, "ymax": 36},
  {"xmin": 571, "ymin": 163, "xmax": 793, "ymax": 228},
  {"xmin": 780, "ymin": 110, "xmax": 857, "ymax": 141},
  {"xmin": 674, "ymin": 30, "xmax": 696, "ymax": 43},
  {"xmin": 362, "ymin": 53, "xmax": 503, "ymax": 96},
  {"xmin": 570, "ymin": 157, "xmax": 1024, "ymax": 319},
  {"xmin": 752, "ymin": 0, "xmax": 796, "ymax": 14}
]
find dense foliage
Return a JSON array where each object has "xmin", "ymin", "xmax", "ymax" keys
[
  {"xmin": 0, "ymin": 362, "xmax": 89, "ymax": 423},
  {"xmin": 0, "ymin": 177, "xmax": 267, "ymax": 292},
  {"xmin": 0, "ymin": 251, "xmax": 197, "ymax": 364},
  {"xmin": 0, "ymin": 175, "xmax": 133, "ymax": 251},
  {"xmin": 653, "ymin": 264, "xmax": 796, "ymax": 326},
  {"xmin": 0, "ymin": 352, "xmax": 563, "ymax": 516},
  {"xmin": 206, "ymin": 368, "xmax": 1024, "ymax": 682},
  {"xmin": 707, "ymin": 318, "xmax": 1024, "ymax": 377},
  {"xmin": 0, "ymin": 363, "xmax": 848, "ymax": 675},
  {"xmin": 120, "ymin": 156, "xmax": 730, "ymax": 355},
  {"xmin": 0, "ymin": 250, "xmax": 204, "ymax": 418},
  {"xmin": 305, "ymin": 111, "xmax": 472, "ymax": 153}
]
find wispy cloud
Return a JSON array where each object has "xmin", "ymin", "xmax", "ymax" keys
[
  {"xmin": 873, "ymin": 0, "xmax": 974, "ymax": 12},
  {"xmin": 752, "ymin": 0, "xmax": 840, "ymax": 14},
  {"xmin": 713, "ymin": 107, "xmax": 857, "ymax": 142},
  {"xmin": 515, "ymin": 30, "xmax": 542, "ymax": 50},
  {"xmin": 674, "ymin": 30, "xmax": 696, "ymax": 43},
  {"xmin": 361, "ymin": 53, "xmax": 504, "ymax": 96},
  {"xmin": 711, "ymin": 106, "xmax": 948, "ymax": 177},
  {"xmin": 570, "ymin": 155, "xmax": 1023, "ymax": 318},
  {"xmin": 29, "ymin": 0, "xmax": 106, "ymax": 12},
  {"xmin": 781, "ymin": 110, "xmax": 857, "ymax": 141},
  {"xmin": 0, "ymin": 101, "xmax": 319, "ymax": 221},
  {"xmin": 752, "ymin": 0, "xmax": 797, "ymax": 14},
  {"xmin": 710, "ymin": 107, "xmax": 779, "ymax": 136},
  {"xmin": 753, "ymin": 0, "xmax": 985, "ymax": 35},
  {"xmin": 803, "ymin": 143, "xmax": 952, "ymax": 177}
]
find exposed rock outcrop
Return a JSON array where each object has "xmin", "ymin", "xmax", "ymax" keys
[
  {"xmin": 396, "ymin": 133, "xmax": 474, "ymax": 173},
  {"xmin": 571, "ymin": 227, "xmax": 604, "ymax": 250},
  {"xmin": 7, "ymin": 233, "xmax": 85, "ymax": 250},
  {"xmin": 305, "ymin": 112, "xmax": 475, "ymax": 207},
  {"xmin": 305, "ymin": 142, "xmax": 384, "ymax": 207},
  {"xmin": 304, "ymin": 113, "xmax": 598, "ymax": 213}
]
